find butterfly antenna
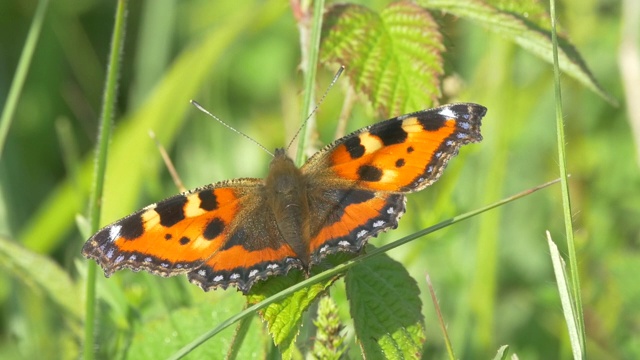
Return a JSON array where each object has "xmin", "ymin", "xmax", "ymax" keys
[
  {"xmin": 285, "ymin": 65, "xmax": 345, "ymax": 151},
  {"xmin": 190, "ymin": 100, "xmax": 274, "ymax": 157}
]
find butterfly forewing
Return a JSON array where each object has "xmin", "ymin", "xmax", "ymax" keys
[
  {"xmin": 303, "ymin": 103, "xmax": 486, "ymax": 193},
  {"xmin": 82, "ymin": 181, "xmax": 256, "ymax": 277}
]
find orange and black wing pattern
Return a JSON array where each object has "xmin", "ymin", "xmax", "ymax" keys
[
  {"xmin": 303, "ymin": 103, "xmax": 486, "ymax": 192},
  {"xmin": 305, "ymin": 188, "xmax": 406, "ymax": 264},
  {"xmin": 82, "ymin": 179, "xmax": 303, "ymax": 294},
  {"xmin": 302, "ymin": 103, "xmax": 486, "ymax": 262}
]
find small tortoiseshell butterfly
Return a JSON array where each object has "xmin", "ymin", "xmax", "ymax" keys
[{"xmin": 83, "ymin": 103, "xmax": 486, "ymax": 294}]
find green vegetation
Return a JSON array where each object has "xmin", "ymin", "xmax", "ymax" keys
[{"xmin": 0, "ymin": 0, "xmax": 637, "ymax": 359}]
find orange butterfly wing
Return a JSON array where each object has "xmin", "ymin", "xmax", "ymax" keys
[
  {"xmin": 82, "ymin": 179, "xmax": 303, "ymax": 293},
  {"xmin": 301, "ymin": 103, "xmax": 486, "ymax": 259}
]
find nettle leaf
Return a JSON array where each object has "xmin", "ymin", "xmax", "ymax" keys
[
  {"xmin": 128, "ymin": 299, "xmax": 263, "ymax": 359},
  {"xmin": 246, "ymin": 271, "xmax": 336, "ymax": 359},
  {"xmin": 321, "ymin": 1, "xmax": 444, "ymax": 117},
  {"xmin": 346, "ymin": 248, "xmax": 426, "ymax": 359},
  {"xmin": 418, "ymin": 0, "xmax": 616, "ymax": 104}
]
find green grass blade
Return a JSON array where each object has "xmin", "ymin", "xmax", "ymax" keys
[
  {"xmin": 426, "ymin": 274, "xmax": 456, "ymax": 360},
  {"xmin": 546, "ymin": 232, "xmax": 584, "ymax": 360},
  {"xmin": 0, "ymin": 235, "xmax": 81, "ymax": 322},
  {"xmin": 492, "ymin": 345, "xmax": 510, "ymax": 360},
  {"xmin": 549, "ymin": 0, "xmax": 586, "ymax": 355},
  {"xmin": 84, "ymin": 1, "xmax": 129, "ymax": 359},
  {"xmin": 294, "ymin": 0, "xmax": 325, "ymax": 166},
  {"xmin": 0, "ymin": 0, "xmax": 50, "ymax": 159}
]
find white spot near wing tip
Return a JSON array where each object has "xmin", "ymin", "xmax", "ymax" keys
[
  {"xmin": 373, "ymin": 220, "xmax": 385, "ymax": 227},
  {"xmin": 249, "ymin": 269, "xmax": 259, "ymax": 278},
  {"xmin": 213, "ymin": 275, "xmax": 224, "ymax": 281},
  {"xmin": 108, "ymin": 225, "xmax": 122, "ymax": 242},
  {"xmin": 438, "ymin": 107, "xmax": 457, "ymax": 118},
  {"xmin": 230, "ymin": 273, "xmax": 241, "ymax": 280}
]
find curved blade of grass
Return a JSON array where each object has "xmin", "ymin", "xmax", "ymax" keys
[
  {"xmin": 168, "ymin": 179, "xmax": 560, "ymax": 359},
  {"xmin": 0, "ymin": 0, "xmax": 50, "ymax": 158},
  {"xmin": 426, "ymin": 274, "xmax": 456, "ymax": 360},
  {"xmin": 417, "ymin": 0, "xmax": 616, "ymax": 105},
  {"xmin": 493, "ymin": 345, "xmax": 511, "ymax": 360},
  {"xmin": 549, "ymin": 0, "xmax": 586, "ymax": 355},
  {"xmin": 0, "ymin": 235, "xmax": 81, "ymax": 322},
  {"xmin": 546, "ymin": 231, "xmax": 583, "ymax": 360}
]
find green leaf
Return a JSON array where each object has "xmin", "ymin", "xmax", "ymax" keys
[
  {"xmin": 246, "ymin": 271, "xmax": 335, "ymax": 359},
  {"xmin": 128, "ymin": 299, "xmax": 264, "ymax": 359},
  {"xmin": 0, "ymin": 235, "xmax": 81, "ymax": 321},
  {"xmin": 321, "ymin": 1, "xmax": 444, "ymax": 117},
  {"xmin": 346, "ymin": 247, "xmax": 425, "ymax": 359},
  {"xmin": 417, "ymin": 0, "xmax": 616, "ymax": 104}
]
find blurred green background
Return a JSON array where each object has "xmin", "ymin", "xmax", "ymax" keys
[{"xmin": 0, "ymin": 0, "xmax": 638, "ymax": 359}]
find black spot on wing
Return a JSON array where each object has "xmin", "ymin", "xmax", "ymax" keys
[
  {"xmin": 155, "ymin": 196, "xmax": 187, "ymax": 227},
  {"xmin": 179, "ymin": 236, "xmax": 190, "ymax": 245},
  {"xmin": 357, "ymin": 164, "xmax": 383, "ymax": 182},
  {"xmin": 416, "ymin": 114, "xmax": 446, "ymax": 131},
  {"xmin": 370, "ymin": 120, "xmax": 407, "ymax": 145},
  {"xmin": 198, "ymin": 190, "xmax": 218, "ymax": 211},
  {"xmin": 119, "ymin": 213, "xmax": 144, "ymax": 240},
  {"xmin": 164, "ymin": 233, "xmax": 172, "ymax": 240},
  {"xmin": 395, "ymin": 158, "xmax": 405, "ymax": 168},
  {"xmin": 203, "ymin": 218, "xmax": 224, "ymax": 240},
  {"xmin": 344, "ymin": 136, "xmax": 366, "ymax": 159}
]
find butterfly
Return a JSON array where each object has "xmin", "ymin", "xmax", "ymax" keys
[{"xmin": 82, "ymin": 103, "xmax": 486, "ymax": 294}]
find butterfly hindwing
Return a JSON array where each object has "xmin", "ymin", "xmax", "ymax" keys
[
  {"xmin": 305, "ymin": 188, "xmax": 406, "ymax": 264},
  {"xmin": 187, "ymin": 192, "xmax": 304, "ymax": 293}
]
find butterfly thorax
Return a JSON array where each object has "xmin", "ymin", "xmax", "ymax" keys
[{"xmin": 264, "ymin": 148, "xmax": 312, "ymax": 268}]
